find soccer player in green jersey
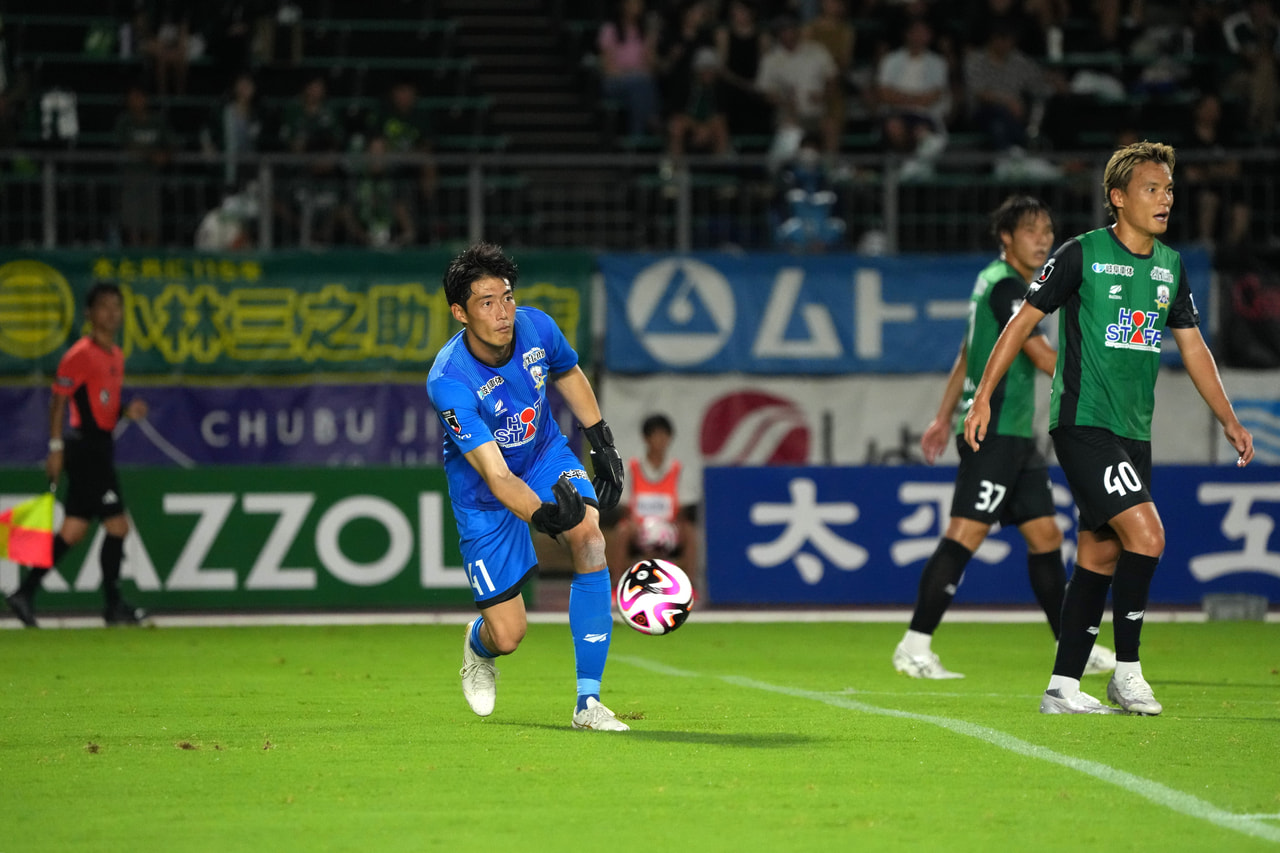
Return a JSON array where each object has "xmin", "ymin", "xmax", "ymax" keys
[
  {"xmin": 895, "ymin": 195, "xmax": 1115, "ymax": 680},
  {"xmin": 964, "ymin": 141, "xmax": 1255, "ymax": 716}
]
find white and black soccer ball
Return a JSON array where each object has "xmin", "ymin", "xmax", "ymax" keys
[{"xmin": 616, "ymin": 558, "xmax": 694, "ymax": 636}]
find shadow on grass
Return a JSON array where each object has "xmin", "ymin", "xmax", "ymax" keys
[
  {"xmin": 1159, "ymin": 680, "xmax": 1280, "ymax": 690},
  {"xmin": 489, "ymin": 721, "xmax": 817, "ymax": 746}
]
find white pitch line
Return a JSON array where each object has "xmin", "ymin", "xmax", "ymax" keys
[{"xmin": 615, "ymin": 656, "xmax": 1280, "ymax": 845}]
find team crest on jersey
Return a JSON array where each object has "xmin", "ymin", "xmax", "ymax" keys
[
  {"xmin": 1105, "ymin": 307, "xmax": 1162, "ymax": 352},
  {"xmin": 494, "ymin": 404, "xmax": 539, "ymax": 447},
  {"xmin": 529, "ymin": 364, "xmax": 546, "ymax": 390},
  {"xmin": 1031, "ymin": 257, "xmax": 1055, "ymax": 289},
  {"xmin": 1155, "ymin": 284, "xmax": 1171, "ymax": 308},
  {"xmin": 441, "ymin": 408, "xmax": 468, "ymax": 438}
]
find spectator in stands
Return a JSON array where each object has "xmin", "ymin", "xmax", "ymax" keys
[
  {"xmin": 598, "ymin": 0, "xmax": 662, "ymax": 139},
  {"xmin": 774, "ymin": 131, "xmax": 847, "ymax": 251},
  {"xmin": 1183, "ymin": 93, "xmax": 1251, "ymax": 248},
  {"xmin": 366, "ymin": 79, "xmax": 438, "ymax": 218},
  {"xmin": 667, "ymin": 47, "xmax": 732, "ymax": 158},
  {"xmin": 114, "ymin": 83, "xmax": 175, "ymax": 247},
  {"xmin": 715, "ymin": 0, "xmax": 773, "ymax": 137},
  {"xmin": 964, "ymin": 21, "xmax": 1056, "ymax": 152},
  {"xmin": 757, "ymin": 14, "xmax": 838, "ymax": 168},
  {"xmin": 965, "ymin": 0, "xmax": 1061, "ymax": 57},
  {"xmin": 604, "ymin": 413, "xmax": 699, "ymax": 592},
  {"xmin": 875, "ymin": 18, "xmax": 950, "ymax": 167},
  {"xmin": 657, "ymin": 0, "xmax": 715, "ymax": 133},
  {"xmin": 207, "ymin": 1, "xmax": 258, "ymax": 84},
  {"xmin": 276, "ymin": 75, "xmax": 344, "ymax": 246},
  {"xmin": 253, "ymin": 2, "xmax": 304, "ymax": 66},
  {"xmin": 804, "ymin": 0, "xmax": 855, "ymax": 155},
  {"xmin": 200, "ymin": 71, "xmax": 265, "ymax": 190},
  {"xmin": 339, "ymin": 137, "xmax": 416, "ymax": 248},
  {"xmin": 1223, "ymin": 0, "xmax": 1279, "ymax": 140},
  {"xmin": 0, "ymin": 20, "xmax": 31, "ymax": 153},
  {"xmin": 137, "ymin": 0, "xmax": 194, "ymax": 97}
]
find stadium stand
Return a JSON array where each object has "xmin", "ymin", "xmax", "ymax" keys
[{"xmin": 0, "ymin": 1, "xmax": 1275, "ymax": 251}]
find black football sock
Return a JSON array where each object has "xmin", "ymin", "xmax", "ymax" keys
[
  {"xmin": 1110, "ymin": 551, "xmax": 1160, "ymax": 662},
  {"xmin": 1052, "ymin": 565, "xmax": 1112, "ymax": 679},
  {"xmin": 101, "ymin": 534, "xmax": 125, "ymax": 608},
  {"xmin": 1027, "ymin": 549, "xmax": 1067, "ymax": 639},
  {"xmin": 16, "ymin": 536, "xmax": 70, "ymax": 602},
  {"xmin": 908, "ymin": 538, "xmax": 973, "ymax": 635}
]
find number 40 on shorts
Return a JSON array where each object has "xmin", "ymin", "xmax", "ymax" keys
[{"xmin": 1104, "ymin": 462, "xmax": 1144, "ymax": 497}]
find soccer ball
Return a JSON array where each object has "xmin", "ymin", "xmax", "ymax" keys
[{"xmin": 616, "ymin": 558, "xmax": 694, "ymax": 636}]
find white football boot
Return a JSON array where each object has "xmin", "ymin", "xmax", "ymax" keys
[
  {"xmin": 1107, "ymin": 671, "xmax": 1163, "ymax": 715},
  {"xmin": 571, "ymin": 697, "xmax": 630, "ymax": 731},
  {"xmin": 460, "ymin": 619, "xmax": 498, "ymax": 717},
  {"xmin": 1039, "ymin": 688, "xmax": 1119, "ymax": 714},
  {"xmin": 892, "ymin": 642, "xmax": 965, "ymax": 679},
  {"xmin": 1084, "ymin": 643, "xmax": 1118, "ymax": 676}
]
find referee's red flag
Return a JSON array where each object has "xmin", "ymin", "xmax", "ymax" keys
[{"xmin": 0, "ymin": 492, "xmax": 55, "ymax": 568}]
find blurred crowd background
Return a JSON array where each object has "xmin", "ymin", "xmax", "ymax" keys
[{"xmin": 0, "ymin": 0, "xmax": 1276, "ymax": 253}]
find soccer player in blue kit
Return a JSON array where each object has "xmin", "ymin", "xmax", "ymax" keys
[{"xmin": 428, "ymin": 243, "xmax": 631, "ymax": 731}]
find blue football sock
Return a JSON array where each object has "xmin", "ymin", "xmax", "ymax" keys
[
  {"xmin": 569, "ymin": 567, "xmax": 611, "ymax": 711},
  {"xmin": 469, "ymin": 617, "xmax": 498, "ymax": 659}
]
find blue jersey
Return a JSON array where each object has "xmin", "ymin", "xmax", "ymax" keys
[{"xmin": 427, "ymin": 307, "xmax": 579, "ymax": 510}]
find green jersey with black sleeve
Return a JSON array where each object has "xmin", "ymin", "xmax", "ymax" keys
[
  {"xmin": 1025, "ymin": 226, "xmax": 1199, "ymax": 440},
  {"xmin": 956, "ymin": 258, "xmax": 1045, "ymax": 438}
]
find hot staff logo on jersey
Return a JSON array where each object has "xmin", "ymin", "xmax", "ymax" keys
[
  {"xmin": 494, "ymin": 403, "xmax": 539, "ymax": 447},
  {"xmin": 1105, "ymin": 307, "xmax": 1162, "ymax": 352}
]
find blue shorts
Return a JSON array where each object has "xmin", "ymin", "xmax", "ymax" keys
[{"xmin": 454, "ymin": 440, "xmax": 596, "ymax": 607}]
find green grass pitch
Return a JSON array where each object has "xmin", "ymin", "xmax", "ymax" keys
[{"xmin": 1, "ymin": 620, "xmax": 1278, "ymax": 852}]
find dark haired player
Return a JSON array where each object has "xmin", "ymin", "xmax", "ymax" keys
[
  {"xmin": 427, "ymin": 243, "xmax": 630, "ymax": 730},
  {"xmin": 966, "ymin": 142, "xmax": 1254, "ymax": 715},
  {"xmin": 5, "ymin": 282, "xmax": 149, "ymax": 627},
  {"xmin": 894, "ymin": 195, "xmax": 1115, "ymax": 679}
]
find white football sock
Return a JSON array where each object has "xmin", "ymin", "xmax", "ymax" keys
[
  {"xmin": 901, "ymin": 629, "xmax": 932, "ymax": 656},
  {"xmin": 1047, "ymin": 675, "xmax": 1080, "ymax": 695}
]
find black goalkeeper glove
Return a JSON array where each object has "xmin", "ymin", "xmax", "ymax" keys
[
  {"xmin": 581, "ymin": 419, "xmax": 624, "ymax": 511},
  {"xmin": 531, "ymin": 474, "xmax": 586, "ymax": 538}
]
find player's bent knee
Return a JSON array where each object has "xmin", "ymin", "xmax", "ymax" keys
[{"xmin": 485, "ymin": 622, "xmax": 526, "ymax": 655}]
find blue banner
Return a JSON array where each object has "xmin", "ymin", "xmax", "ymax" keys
[
  {"xmin": 0, "ymin": 385, "xmax": 580, "ymax": 467},
  {"xmin": 704, "ymin": 465, "xmax": 1280, "ymax": 606},
  {"xmin": 601, "ymin": 251, "xmax": 1211, "ymax": 373}
]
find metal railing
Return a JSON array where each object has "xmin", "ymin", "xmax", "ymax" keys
[{"xmin": 2, "ymin": 148, "xmax": 1275, "ymax": 253}]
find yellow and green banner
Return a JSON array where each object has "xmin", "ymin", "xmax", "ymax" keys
[{"xmin": 0, "ymin": 249, "xmax": 593, "ymax": 379}]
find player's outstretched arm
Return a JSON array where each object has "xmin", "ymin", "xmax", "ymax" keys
[
  {"xmin": 531, "ymin": 474, "xmax": 586, "ymax": 538},
  {"xmin": 463, "ymin": 440, "xmax": 545, "ymax": 522},
  {"xmin": 921, "ymin": 343, "xmax": 966, "ymax": 465},
  {"xmin": 1171, "ymin": 326, "xmax": 1255, "ymax": 467},
  {"xmin": 551, "ymin": 365, "xmax": 625, "ymax": 509},
  {"xmin": 963, "ymin": 301, "xmax": 1046, "ymax": 451}
]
